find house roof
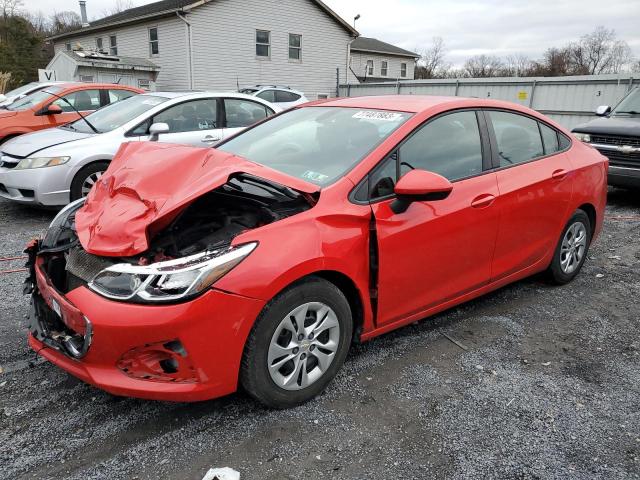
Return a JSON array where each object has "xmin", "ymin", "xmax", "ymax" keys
[
  {"xmin": 58, "ymin": 50, "xmax": 161, "ymax": 71},
  {"xmin": 47, "ymin": 0, "xmax": 358, "ymax": 41},
  {"xmin": 351, "ymin": 37, "xmax": 419, "ymax": 58}
]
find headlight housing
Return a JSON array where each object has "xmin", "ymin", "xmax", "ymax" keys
[
  {"xmin": 573, "ymin": 132, "xmax": 591, "ymax": 143},
  {"xmin": 14, "ymin": 156, "xmax": 70, "ymax": 170},
  {"xmin": 89, "ymin": 242, "xmax": 257, "ymax": 303}
]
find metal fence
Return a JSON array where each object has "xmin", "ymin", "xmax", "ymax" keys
[{"xmin": 339, "ymin": 74, "xmax": 639, "ymax": 130}]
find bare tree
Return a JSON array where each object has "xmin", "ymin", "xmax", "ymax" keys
[
  {"xmin": 503, "ymin": 54, "xmax": 532, "ymax": 77},
  {"xmin": 416, "ymin": 37, "xmax": 449, "ymax": 79},
  {"xmin": 568, "ymin": 26, "xmax": 633, "ymax": 74},
  {"xmin": 50, "ymin": 10, "xmax": 82, "ymax": 35},
  {"xmin": 463, "ymin": 54, "xmax": 503, "ymax": 78},
  {"xmin": 101, "ymin": 0, "xmax": 135, "ymax": 17},
  {"xmin": 1, "ymin": 0, "xmax": 23, "ymax": 18}
]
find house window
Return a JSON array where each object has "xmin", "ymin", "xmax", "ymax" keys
[
  {"xmin": 148, "ymin": 27, "xmax": 159, "ymax": 55},
  {"xmin": 79, "ymin": 75, "xmax": 95, "ymax": 83},
  {"xmin": 256, "ymin": 30, "xmax": 270, "ymax": 57},
  {"xmin": 289, "ymin": 33, "xmax": 301, "ymax": 60},
  {"xmin": 109, "ymin": 35, "xmax": 118, "ymax": 55},
  {"xmin": 65, "ymin": 42, "xmax": 72, "ymax": 51},
  {"xmin": 95, "ymin": 37, "xmax": 103, "ymax": 51},
  {"xmin": 317, "ymin": 94, "xmax": 329, "ymax": 99},
  {"xmin": 366, "ymin": 60, "xmax": 374, "ymax": 76},
  {"xmin": 138, "ymin": 79, "xmax": 151, "ymax": 90},
  {"xmin": 381, "ymin": 61, "xmax": 388, "ymax": 76},
  {"xmin": 401, "ymin": 62, "xmax": 407, "ymax": 77}
]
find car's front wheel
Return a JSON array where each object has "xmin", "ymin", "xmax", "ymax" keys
[
  {"xmin": 547, "ymin": 209, "xmax": 592, "ymax": 284},
  {"xmin": 70, "ymin": 161, "xmax": 109, "ymax": 201},
  {"xmin": 240, "ymin": 277, "xmax": 353, "ymax": 408}
]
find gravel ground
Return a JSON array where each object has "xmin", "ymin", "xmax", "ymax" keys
[{"xmin": 0, "ymin": 188, "xmax": 638, "ymax": 480}]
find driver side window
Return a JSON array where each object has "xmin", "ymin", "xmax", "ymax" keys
[
  {"xmin": 52, "ymin": 90, "xmax": 101, "ymax": 112},
  {"xmin": 131, "ymin": 99, "xmax": 218, "ymax": 135}
]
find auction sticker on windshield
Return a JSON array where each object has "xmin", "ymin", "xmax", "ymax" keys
[{"xmin": 352, "ymin": 111, "xmax": 404, "ymax": 121}]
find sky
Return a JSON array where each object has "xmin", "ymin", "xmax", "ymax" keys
[{"xmin": 22, "ymin": 0, "xmax": 640, "ymax": 66}]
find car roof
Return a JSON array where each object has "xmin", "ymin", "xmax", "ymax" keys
[
  {"xmin": 43, "ymin": 82, "xmax": 141, "ymax": 92},
  {"xmin": 313, "ymin": 95, "xmax": 534, "ymax": 114},
  {"xmin": 145, "ymin": 91, "xmax": 279, "ymax": 101}
]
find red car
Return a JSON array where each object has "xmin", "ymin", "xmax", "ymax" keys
[
  {"xmin": 25, "ymin": 96, "xmax": 607, "ymax": 408},
  {"xmin": 0, "ymin": 83, "xmax": 142, "ymax": 143}
]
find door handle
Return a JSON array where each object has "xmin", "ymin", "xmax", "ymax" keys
[
  {"xmin": 551, "ymin": 169, "xmax": 568, "ymax": 180},
  {"xmin": 201, "ymin": 135, "xmax": 221, "ymax": 144},
  {"xmin": 471, "ymin": 193, "xmax": 496, "ymax": 208}
]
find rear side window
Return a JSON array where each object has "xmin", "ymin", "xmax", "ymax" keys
[
  {"xmin": 52, "ymin": 90, "xmax": 101, "ymax": 112},
  {"xmin": 399, "ymin": 110, "xmax": 484, "ymax": 181},
  {"xmin": 489, "ymin": 111, "xmax": 544, "ymax": 166},
  {"xmin": 148, "ymin": 99, "xmax": 218, "ymax": 133},
  {"xmin": 256, "ymin": 90, "xmax": 275, "ymax": 102},
  {"xmin": 540, "ymin": 123, "xmax": 560, "ymax": 154},
  {"xmin": 224, "ymin": 98, "xmax": 271, "ymax": 128},
  {"xmin": 108, "ymin": 89, "xmax": 136, "ymax": 104},
  {"xmin": 275, "ymin": 91, "xmax": 301, "ymax": 103}
]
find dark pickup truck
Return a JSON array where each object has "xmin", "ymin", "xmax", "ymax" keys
[{"xmin": 572, "ymin": 87, "xmax": 640, "ymax": 188}]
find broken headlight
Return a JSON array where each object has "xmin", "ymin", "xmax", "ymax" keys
[{"xmin": 88, "ymin": 243, "xmax": 257, "ymax": 302}]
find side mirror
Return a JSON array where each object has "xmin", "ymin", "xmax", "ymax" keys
[
  {"xmin": 595, "ymin": 105, "xmax": 611, "ymax": 116},
  {"xmin": 149, "ymin": 122, "xmax": 170, "ymax": 141},
  {"xmin": 390, "ymin": 169, "xmax": 453, "ymax": 214},
  {"xmin": 41, "ymin": 104, "xmax": 63, "ymax": 115}
]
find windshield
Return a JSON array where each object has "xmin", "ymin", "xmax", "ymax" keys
[
  {"xmin": 613, "ymin": 88, "xmax": 640, "ymax": 115},
  {"xmin": 6, "ymin": 87, "xmax": 64, "ymax": 111},
  {"xmin": 2, "ymin": 82, "xmax": 41, "ymax": 99},
  {"xmin": 217, "ymin": 107, "xmax": 412, "ymax": 186},
  {"xmin": 62, "ymin": 95, "xmax": 168, "ymax": 134}
]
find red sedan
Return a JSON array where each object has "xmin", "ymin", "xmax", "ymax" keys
[{"xmin": 25, "ymin": 96, "xmax": 607, "ymax": 408}]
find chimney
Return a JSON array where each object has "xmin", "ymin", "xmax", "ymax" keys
[{"xmin": 79, "ymin": 1, "xmax": 89, "ymax": 27}]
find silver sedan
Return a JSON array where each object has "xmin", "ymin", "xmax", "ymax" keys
[{"xmin": 0, "ymin": 91, "xmax": 280, "ymax": 206}]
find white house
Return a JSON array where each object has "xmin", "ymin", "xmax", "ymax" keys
[
  {"xmin": 47, "ymin": 0, "xmax": 359, "ymax": 99},
  {"xmin": 348, "ymin": 37, "xmax": 419, "ymax": 83}
]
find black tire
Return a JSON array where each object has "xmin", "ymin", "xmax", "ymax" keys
[
  {"xmin": 70, "ymin": 161, "xmax": 109, "ymax": 201},
  {"xmin": 240, "ymin": 277, "xmax": 353, "ymax": 409},
  {"xmin": 546, "ymin": 209, "xmax": 592, "ymax": 285}
]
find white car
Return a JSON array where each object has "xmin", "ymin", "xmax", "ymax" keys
[
  {"xmin": 0, "ymin": 81, "xmax": 66, "ymax": 107},
  {"xmin": 0, "ymin": 91, "xmax": 280, "ymax": 206},
  {"xmin": 239, "ymin": 85, "xmax": 308, "ymax": 109}
]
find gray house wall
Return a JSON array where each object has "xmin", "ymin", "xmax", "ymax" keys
[
  {"xmin": 52, "ymin": 0, "xmax": 354, "ymax": 98},
  {"xmin": 349, "ymin": 51, "xmax": 416, "ymax": 83},
  {"xmin": 53, "ymin": 16, "xmax": 190, "ymax": 90}
]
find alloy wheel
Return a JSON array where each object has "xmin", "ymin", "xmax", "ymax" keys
[
  {"xmin": 267, "ymin": 302, "xmax": 340, "ymax": 391},
  {"xmin": 81, "ymin": 171, "xmax": 104, "ymax": 197},
  {"xmin": 560, "ymin": 221, "xmax": 587, "ymax": 274}
]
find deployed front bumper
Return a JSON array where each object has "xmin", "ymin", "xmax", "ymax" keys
[{"xmin": 25, "ymin": 242, "xmax": 266, "ymax": 402}]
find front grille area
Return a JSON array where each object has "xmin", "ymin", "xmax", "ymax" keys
[
  {"xmin": 0, "ymin": 161, "xmax": 17, "ymax": 169},
  {"xmin": 0, "ymin": 151, "xmax": 21, "ymax": 169},
  {"xmin": 65, "ymin": 247, "xmax": 116, "ymax": 283},
  {"xmin": 595, "ymin": 148, "xmax": 640, "ymax": 168},
  {"xmin": 591, "ymin": 135, "xmax": 640, "ymax": 148}
]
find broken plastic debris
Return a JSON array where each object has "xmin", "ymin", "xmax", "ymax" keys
[
  {"xmin": 595, "ymin": 273, "xmax": 605, "ymax": 278},
  {"xmin": 202, "ymin": 467, "xmax": 240, "ymax": 480}
]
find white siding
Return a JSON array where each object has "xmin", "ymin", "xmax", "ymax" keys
[
  {"xmin": 53, "ymin": 16, "xmax": 189, "ymax": 90},
  {"xmin": 188, "ymin": 0, "xmax": 353, "ymax": 98},
  {"xmin": 349, "ymin": 51, "xmax": 416, "ymax": 82}
]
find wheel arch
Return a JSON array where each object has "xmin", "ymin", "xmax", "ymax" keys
[{"xmin": 577, "ymin": 203, "xmax": 597, "ymax": 237}]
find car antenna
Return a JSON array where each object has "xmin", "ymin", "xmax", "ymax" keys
[
  {"xmin": 236, "ymin": 76, "xmax": 240, "ymax": 91},
  {"xmin": 42, "ymin": 90, "xmax": 99, "ymax": 134}
]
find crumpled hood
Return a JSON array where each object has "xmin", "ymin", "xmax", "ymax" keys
[
  {"xmin": 1, "ymin": 127, "xmax": 92, "ymax": 157},
  {"xmin": 75, "ymin": 142, "xmax": 319, "ymax": 257}
]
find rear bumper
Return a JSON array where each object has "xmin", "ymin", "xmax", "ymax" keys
[
  {"xmin": 28, "ymin": 268, "xmax": 266, "ymax": 402},
  {"xmin": 608, "ymin": 165, "xmax": 640, "ymax": 188}
]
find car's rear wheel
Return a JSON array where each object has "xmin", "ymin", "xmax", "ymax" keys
[
  {"xmin": 547, "ymin": 209, "xmax": 591, "ymax": 285},
  {"xmin": 240, "ymin": 277, "xmax": 352, "ymax": 408},
  {"xmin": 70, "ymin": 161, "xmax": 109, "ymax": 201}
]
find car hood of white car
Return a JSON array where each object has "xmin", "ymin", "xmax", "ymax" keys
[{"xmin": 2, "ymin": 127, "xmax": 94, "ymax": 158}]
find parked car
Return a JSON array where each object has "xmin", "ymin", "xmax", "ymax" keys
[
  {"xmin": 240, "ymin": 85, "xmax": 308, "ymax": 109},
  {"xmin": 572, "ymin": 87, "xmax": 640, "ymax": 188},
  {"xmin": 0, "ymin": 81, "xmax": 66, "ymax": 108},
  {"xmin": 0, "ymin": 83, "xmax": 142, "ymax": 145},
  {"xmin": 25, "ymin": 95, "xmax": 606, "ymax": 408},
  {"xmin": 0, "ymin": 91, "xmax": 279, "ymax": 205}
]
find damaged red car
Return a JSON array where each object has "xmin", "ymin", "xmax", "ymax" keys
[{"xmin": 25, "ymin": 96, "xmax": 607, "ymax": 408}]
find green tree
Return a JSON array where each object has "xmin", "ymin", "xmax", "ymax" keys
[{"xmin": 0, "ymin": 14, "xmax": 47, "ymax": 88}]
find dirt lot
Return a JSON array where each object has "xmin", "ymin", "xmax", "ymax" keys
[{"xmin": 0, "ymin": 189, "xmax": 638, "ymax": 480}]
